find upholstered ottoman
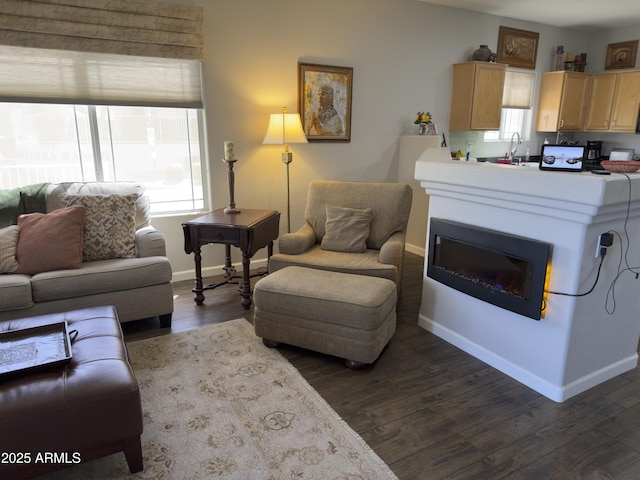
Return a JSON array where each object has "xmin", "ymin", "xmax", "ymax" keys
[
  {"xmin": 0, "ymin": 306, "xmax": 143, "ymax": 479},
  {"xmin": 253, "ymin": 266, "xmax": 397, "ymax": 368}
]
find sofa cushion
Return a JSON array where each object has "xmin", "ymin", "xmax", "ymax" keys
[
  {"xmin": 0, "ymin": 274, "xmax": 32, "ymax": 311},
  {"xmin": 30, "ymin": 256, "xmax": 172, "ymax": 303},
  {"xmin": 47, "ymin": 182, "xmax": 150, "ymax": 229},
  {"xmin": 16, "ymin": 205, "xmax": 85, "ymax": 275},
  {"xmin": 0, "ymin": 183, "xmax": 49, "ymax": 228},
  {"xmin": 0, "ymin": 226, "xmax": 19, "ymax": 273},
  {"xmin": 321, "ymin": 205, "xmax": 372, "ymax": 253},
  {"xmin": 62, "ymin": 194, "xmax": 138, "ymax": 261}
]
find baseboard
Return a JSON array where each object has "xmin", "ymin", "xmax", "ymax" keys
[
  {"xmin": 405, "ymin": 243, "xmax": 425, "ymax": 257},
  {"xmin": 418, "ymin": 313, "xmax": 638, "ymax": 403},
  {"xmin": 173, "ymin": 258, "xmax": 269, "ymax": 283}
]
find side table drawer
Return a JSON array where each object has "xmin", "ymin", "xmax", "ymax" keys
[{"xmin": 202, "ymin": 227, "xmax": 241, "ymax": 244}]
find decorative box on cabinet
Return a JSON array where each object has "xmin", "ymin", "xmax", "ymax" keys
[
  {"xmin": 536, "ymin": 71, "xmax": 589, "ymax": 132},
  {"xmin": 449, "ymin": 62, "xmax": 507, "ymax": 131}
]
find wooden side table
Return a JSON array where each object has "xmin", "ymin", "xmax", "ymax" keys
[{"xmin": 182, "ymin": 208, "xmax": 280, "ymax": 309}]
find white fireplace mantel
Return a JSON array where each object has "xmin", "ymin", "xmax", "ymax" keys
[{"xmin": 415, "ymin": 158, "xmax": 640, "ymax": 402}]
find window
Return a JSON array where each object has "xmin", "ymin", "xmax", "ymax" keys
[
  {"xmin": 484, "ymin": 70, "xmax": 535, "ymax": 142},
  {"xmin": 0, "ymin": 45, "xmax": 207, "ymax": 214},
  {"xmin": 483, "ymin": 108, "xmax": 532, "ymax": 142},
  {"xmin": 0, "ymin": 102, "xmax": 205, "ymax": 214}
]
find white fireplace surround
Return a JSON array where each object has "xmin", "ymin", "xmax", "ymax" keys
[{"xmin": 415, "ymin": 157, "xmax": 640, "ymax": 402}]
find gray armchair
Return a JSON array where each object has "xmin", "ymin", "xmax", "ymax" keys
[{"xmin": 268, "ymin": 180, "xmax": 412, "ymax": 291}]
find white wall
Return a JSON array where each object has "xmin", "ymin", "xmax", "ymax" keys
[{"xmin": 157, "ymin": 0, "xmax": 640, "ymax": 281}]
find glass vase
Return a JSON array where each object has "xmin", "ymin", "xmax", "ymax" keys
[{"xmin": 418, "ymin": 123, "xmax": 427, "ymax": 135}]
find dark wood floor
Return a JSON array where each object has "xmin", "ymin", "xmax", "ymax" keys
[{"xmin": 123, "ymin": 252, "xmax": 640, "ymax": 479}]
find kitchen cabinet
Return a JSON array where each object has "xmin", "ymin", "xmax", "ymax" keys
[
  {"xmin": 449, "ymin": 62, "xmax": 506, "ymax": 131},
  {"xmin": 584, "ymin": 71, "xmax": 640, "ymax": 132},
  {"xmin": 536, "ymin": 71, "xmax": 589, "ymax": 132},
  {"xmin": 584, "ymin": 73, "xmax": 617, "ymax": 131},
  {"xmin": 609, "ymin": 71, "xmax": 640, "ymax": 132}
]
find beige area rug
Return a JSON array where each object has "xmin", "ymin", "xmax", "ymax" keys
[{"xmin": 44, "ymin": 318, "xmax": 398, "ymax": 480}]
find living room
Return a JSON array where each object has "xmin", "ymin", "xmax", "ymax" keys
[
  {"xmin": 2, "ymin": 0, "xmax": 640, "ymax": 478},
  {"xmin": 121, "ymin": 0, "xmax": 640, "ymax": 276}
]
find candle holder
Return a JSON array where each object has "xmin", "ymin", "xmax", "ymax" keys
[
  {"xmin": 573, "ymin": 54, "xmax": 587, "ymax": 72},
  {"xmin": 555, "ymin": 50, "xmax": 564, "ymax": 71},
  {"xmin": 222, "ymin": 158, "xmax": 241, "ymax": 214}
]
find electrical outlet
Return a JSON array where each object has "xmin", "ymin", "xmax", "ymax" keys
[{"xmin": 595, "ymin": 233, "xmax": 614, "ymax": 258}]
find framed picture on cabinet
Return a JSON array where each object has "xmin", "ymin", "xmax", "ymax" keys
[
  {"xmin": 298, "ymin": 62, "xmax": 353, "ymax": 142},
  {"xmin": 496, "ymin": 26, "xmax": 539, "ymax": 70},
  {"xmin": 605, "ymin": 40, "xmax": 638, "ymax": 70}
]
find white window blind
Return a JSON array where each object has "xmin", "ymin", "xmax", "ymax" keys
[
  {"xmin": 502, "ymin": 70, "xmax": 535, "ymax": 109},
  {"xmin": 0, "ymin": 45, "xmax": 203, "ymax": 108}
]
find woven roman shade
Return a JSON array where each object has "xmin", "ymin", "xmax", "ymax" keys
[
  {"xmin": 0, "ymin": 0, "xmax": 203, "ymax": 60},
  {"xmin": 0, "ymin": 0, "xmax": 203, "ymax": 107}
]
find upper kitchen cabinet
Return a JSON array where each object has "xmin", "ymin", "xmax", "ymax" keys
[
  {"xmin": 536, "ymin": 71, "xmax": 589, "ymax": 132},
  {"xmin": 585, "ymin": 71, "xmax": 640, "ymax": 132},
  {"xmin": 449, "ymin": 62, "xmax": 507, "ymax": 131},
  {"xmin": 609, "ymin": 71, "xmax": 640, "ymax": 132},
  {"xmin": 584, "ymin": 73, "xmax": 617, "ymax": 131}
]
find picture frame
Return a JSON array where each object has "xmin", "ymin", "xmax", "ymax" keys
[
  {"xmin": 298, "ymin": 62, "xmax": 353, "ymax": 142},
  {"xmin": 496, "ymin": 26, "xmax": 539, "ymax": 70},
  {"xmin": 427, "ymin": 123, "xmax": 438, "ymax": 136},
  {"xmin": 605, "ymin": 40, "xmax": 638, "ymax": 70}
]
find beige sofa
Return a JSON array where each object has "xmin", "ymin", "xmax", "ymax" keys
[{"xmin": 0, "ymin": 182, "xmax": 173, "ymax": 327}]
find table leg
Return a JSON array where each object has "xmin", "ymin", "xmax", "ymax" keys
[
  {"xmin": 222, "ymin": 244, "xmax": 236, "ymax": 279},
  {"xmin": 240, "ymin": 250, "xmax": 251, "ymax": 309},
  {"xmin": 192, "ymin": 245, "xmax": 205, "ymax": 305}
]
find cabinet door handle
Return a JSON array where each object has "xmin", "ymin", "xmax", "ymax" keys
[{"xmin": 559, "ymin": 119, "xmax": 564, "ymax": 128}]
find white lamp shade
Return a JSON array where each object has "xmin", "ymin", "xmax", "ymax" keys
[{"xmin": 262, "ymin": 113, "xmax": 308, "ymax": 145}]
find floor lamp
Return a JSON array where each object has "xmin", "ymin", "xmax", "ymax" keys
[{"xmin": 262, "ymin": 107, "xmax": 308, "ymax": 233}]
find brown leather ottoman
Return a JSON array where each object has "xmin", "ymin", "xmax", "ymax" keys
[{"xmin": 0, "ymin": 306, "xmax": 143, "ymax": 479}]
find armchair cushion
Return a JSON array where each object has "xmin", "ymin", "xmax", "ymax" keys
[
  {"xmin": 305, "ymin": 180, "xmax": 412, "ymax": 249},
  {"xmin": 321, "ymin": 205, "xmax": 372, "ymax": 253},
  {"xmin": 269, "ymin": 245, "xmax": 398, "ymax": 282}
]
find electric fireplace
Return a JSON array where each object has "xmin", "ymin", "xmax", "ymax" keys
[{"xmin": 427, "ymin": 218, "xmax": 550, "ymax": 320}]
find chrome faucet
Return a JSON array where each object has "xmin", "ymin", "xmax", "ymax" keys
[{"xmin": 509, "ymin": 132, "xmax": 521, "ymax": 161}]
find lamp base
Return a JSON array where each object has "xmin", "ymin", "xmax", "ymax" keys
[{"xmin": 224, "ymin": 206, "xmax": 241, "ymax": 214}]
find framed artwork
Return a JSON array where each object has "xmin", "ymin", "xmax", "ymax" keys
[
  {"xmin": 496, "ymin": 26, "xmax": 539, "ymax": 70},
  {"xmin": 298, "ymin": 62, "xmax": 353, "ymax": 142},
  {"xmin": 427, "ymin": 124, "xmax": 438, "ymax": 136},
  {"xmin": 605, "ymin": 40, "xmax": 638, "ymax": 70}
]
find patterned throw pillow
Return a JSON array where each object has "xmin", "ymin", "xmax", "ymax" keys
[
  {"xmin": 62, "ymin": 194, "xmax": 138, "ymax": 261},
  {"xmin": 0, "ymin": 225, "xmax": 20, "ymax": 273}
]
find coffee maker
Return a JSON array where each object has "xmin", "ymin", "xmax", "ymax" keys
[{"xmin": 587, "ymin": 141, "xmax": 603, "ymax": 160}]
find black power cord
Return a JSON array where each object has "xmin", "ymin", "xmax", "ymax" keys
[{"xmin": 546, "ymin": 232, "xmax": 613, "ymax": 297}]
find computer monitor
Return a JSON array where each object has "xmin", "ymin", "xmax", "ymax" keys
[{"xmin": 539, "ymin": 144, "xmax": 585, "ymax": 172}]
